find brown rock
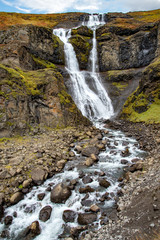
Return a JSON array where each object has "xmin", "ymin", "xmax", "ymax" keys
[
  {"xmin": 62, "ymin": 210, "xmax": 76, "ymax": 222},
  {"xmin": 99, "ymin": 179, "xmax": 111, "ymax": 188},
  {"xmin": 50, "ymin": 183, "xmax": 71, "ymax": 203},
  {"xmin": 31, "ymin": 168, "xmax": 48, "ymax": 185},
  {"xmin": 79, "ymin": 186, "xmax": 95, "ymax": 194},
  {"xmin": 90, "ymin": 204, "xmax": 100, "ymax": 212},
  {"xmin": 77, "ymin": 213, "xmax": 97, "ymax": 225},
  {"xmin": 85, "ymin": 158, "xmax": 94, "ymax": 167},
  {"xmin": 10, "ymin": 192, "xmax": 24, "ymax": 205}
]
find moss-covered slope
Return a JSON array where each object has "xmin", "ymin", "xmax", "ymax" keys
[{"xmin": 121, "ymin": 57, "xmax": 160, "ymax": 123}]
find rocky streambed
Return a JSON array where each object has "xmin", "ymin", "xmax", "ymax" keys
[{"xmin": 0, "ymin": 122, "xmax": 147, "ymax": 239}]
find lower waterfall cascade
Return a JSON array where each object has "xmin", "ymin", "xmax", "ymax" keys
[{"xmin": 0, "ymin": 14, "xmax": 146, "ymax": 240}]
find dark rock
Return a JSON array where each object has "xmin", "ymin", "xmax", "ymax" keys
[
  {"xmin": 0, "ymin": 205, "xmax": 4, "ymax": 220},
  {"xmin": 1, "ymin": 230, "xmax": 10, "ymax": 238},
  {"xmin": 21, "ymin": 221, "xmax": 41, "ymax": 240},
  {"xmin": 62, "ymin": 210, "xmax": 76, "ymax": 223},
  {"xmin": 70, "ymin": 226, "xmax": 87, "ymax": 238},
  {"xmin": 13, "ymin": 211, "xmax": 17, "ymax": 217},
  {"xmin": 24, "ymin": 204, "xmax": 37, "ymax": 214},
  {"xmin": 50, "ymin": 183, "xmax": 71, "ymax": 203},
  {"xmin": 99, "ymin": 179, "xmax": 111, "ymax": 188},
  {"xmin": 121, "ymin": 148, "xmax": 131, "ymax": 157},
  {"xmin": 37, "ymin": 193, "xmax": 45, "ymax": 201},
  {"xmin": 82, "ymin": 176, "xmax": 93, "ymax": 184},
  {"xmin": 4, "ymin": 215, "xmax": 13, "ymax": 225},
  {"xmin": 77, "ymin": 213, "xmax": 97, "ymax": 225},
  {"xmin": 39, "ymin": 205, "xmax": 52, "ymax": 222},
  {"xmin": 121, "ymin": 159, "xmax": 129, "ymax": 164},
  {"xmin": 79, "ymin": 186, "xmax": 95, "ymax": 194},
  {"xmin": 128, "ymin": 163, "xmax": 143, "ymax": 172}
]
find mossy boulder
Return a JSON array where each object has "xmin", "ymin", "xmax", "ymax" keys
[
  {"xmin": 121, "ymin": 57, "xmax": 160, "ymax": 123},
  {"xmin": 71, "ymin": 26, "xmax": 93, "ymax": 37}
]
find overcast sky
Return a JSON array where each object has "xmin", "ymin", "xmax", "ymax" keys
[{"xmin": 0, "ymin": 0, "xmax": 160, "ymax": 13}]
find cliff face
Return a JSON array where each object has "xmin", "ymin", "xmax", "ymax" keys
[{"xmin": 0, "ymin": 23, "xmax": 90, "ymax": 136}]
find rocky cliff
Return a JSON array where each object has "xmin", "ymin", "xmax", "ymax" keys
[{"xmin": 0, "ymin": 23, "xmax": 90, "ymax": 136}]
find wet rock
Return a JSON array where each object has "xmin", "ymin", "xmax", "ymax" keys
[
  {"xmin": 99, "ymin": 179, "xmax": 111, "ymax": 188},
  {"xmin": 24, "ymin": 204, "xmax": 37, "ymax": 214},
  {"xmin": 82, "ymin": 146, "xmax": 99, "ymax": 157},
  {"xmin": 121, "ymin": 159, "xmax": 129, "ymax": 164},
  {"xmin": 99, "ymin": 171, "xmax": 105, "ymax": 176},
  {"xmin": 0, "ymin": 193, "xmax": 5, "ymax": 205},
  {"xmin": 128, "ymin": 163, "xmax": 143, "ymax": 172},
  {"xmin": 50, "ymin": 183, "xmax": 71, "ymax": 203},
  {"xmin": 39, "ymin": 205, "xmax": 52, "ymax": 222},
  {"xmin": 81, "ymin": 199, "xmax": 93, "ymax": 207},
  {"xmin": 90, "ymin": 153, "xmax": 98, "ymax": 161},
  {"xmin": 63, "ymin": 210, "xmax": 76, "ymax": 223},
  {"xmin": 31, "ymin": 168, "xmax": 48, "ymax": 185},
  {"xmin": 82, "ymin": 176, "xmax": 93, "ymax": 184},
  {"xmin": 1, "ymin": 230, "xmax": 10, "ymax": 238},
  {"xmin": 22, "ymin": 179, "xmax": 32, "ymax": 188},
  {"xmin": 79, "ymin": 186, "xmax": 95, "ymax": 194},
  {"xmin": 121, "ymin": 148, "xmax": 130, "ymax": 157},
  {"xmin": 77, "ymin": 213, "xmax": 97, "ymax": 225},
  {"xmin": 0, "ymin": 205, "xmax": 4, "ymax": 221},
  {"xmin": 20, "ymin": 221, "xmax": 41, "ymax": 240},
  {"xmin": 4, "ymin": 215, "xmax": 13, "ymax": 225},
  {"xmin": 90, "ymin": 204, "xmax": 100, "ymax": 212},
  {"xmin": 85, "ymin": 158, "xmax": 94, "ymax": 167},
  {"xmin": 75, "ymin": 145, "xmax": 82, "ymax": 153},
  {"xmin": 10, "ymin": 192, "xmax": 24, "ymax": 205},
  {"xmin": 69, "ymin": 151, "xmax": 75, "ymax": 157},
  {"xmin": 70, "ymin": 226, "xmax": 87, "ymax": 238},
  {"xmin": 37, "ymin": 193, "xmax": 45, "ymax": 201}
]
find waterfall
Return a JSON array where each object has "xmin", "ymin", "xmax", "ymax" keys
[{"xmin": 53, "ymin": 14, "xmax": 114, "ymax": 122}]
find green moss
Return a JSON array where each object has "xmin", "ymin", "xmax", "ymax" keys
[
  {"xmin": 112, "ymin": 82, "xmax": 128, "ymax": 90},
  {"xmin": 58, "ymin": 90, "xmax": 71, "ymax": 105},
  {"xmin": 32, "ymin": 56, "xmax": 56, "ymax": 69},
  {"xmin": 18, "ymin": 184, "xmax": 23, "ymax": 189}
]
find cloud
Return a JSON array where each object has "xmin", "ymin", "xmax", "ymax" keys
[{"xmin": 1, "ymin": 0, "xmax": 160, "ymax": 13}]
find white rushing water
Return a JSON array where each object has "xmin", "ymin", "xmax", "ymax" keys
[
  {"xmin": 0, "ymin": 14, "xmax": 145, "ymax": 240},
  {"xmin": 53, "ymin": 14, "xmax": 114, "ymax": 122}
]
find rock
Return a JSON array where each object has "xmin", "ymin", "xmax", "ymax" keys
[
  {"xmin": 0, "ymin": 205, "xmax": 4, "ymax": 220},
  {"xmin": 31, "ymin": 168, "xmax": 48, "ymax": 185},
  {"xmin": 82, "ymin": 146, "xmax": 99, "ymax": 157},
  {"xmin": 62, "ymin": 210, "xmax": 76, "ymax": 222},
  {"xmin": 90, "ymin": 153, "xmax": 98, "ymax": 161},
  {"xmin": 4, "ymin": 215, "xmax": 13, "ymax": 225},
  {"xmin": 75, "ymin": 145, "xmax": 82, "ymax": 153},
  {"xmin": 0, "ymin": 170, "xmax": 11, "ymax": 179},
  {"xmin": 85, "ymin": 158, "xmax": 94, "ymax": 167},
  {"xmin": 69, "ymin": 151, "xmax": 75, "ymax": 157},
  {"xmin": 10, "ymin": 192, "xmax": 24, "ymax": 205},
  {"xmin": 121, "ymin": 148, "xmax": 130, "ymax": 157},
  {"xmin": 70, "ymin": 226, "xmax": 87, "ymax": 238},
  {"xmin": 77, "ymin": 213, "xmax": 97, "ymax": 225},
  {"xmin": 99, "ymin": 179, "xmax": 111, "ymax": 188},
  {"xmin": 39, "ymin": 205, "xmax": 52, "ymax": 222},
  {"xmin": 50, "ymin": 182, "xmax": 71, "ymax": 203},
  {"xmin": 56, "ymin": 160, "xmax": 66, "ymax": 169},
  {"xmin": 23, "ymin": 179, "xmax": 32, "ymax": 188},
  {"xmin": 0, "ymin": 193, "xmax": 5, "ymax": 205},
  {"xmin": 121, "ymin": 159, "xmax": 128, "ymax": 164},
  {"xmin": 1, "ymin": 230, "xmax": 10, "ymax": 238},
  {"xmin": 128, "ymin": 163, "xmax": 143, "ymax": 173},
  {"xmin": 82, "ymin": 176, "xmax": 93, "ymax": 184},
  {"xmin": 90, "ymin": 204, "xmax": 100, "ymax": 213},
  {"xmin": 79, "ymin": 186, "xmax": 95, "ymax": 194},
  {"xmin": 37, "ymin": 193, "xmax": 45, "ymax": 201}
]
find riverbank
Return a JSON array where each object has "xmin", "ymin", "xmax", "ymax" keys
[{"xmin": 85, "ymin": 121, "xmax": 160, "ymax": 240}]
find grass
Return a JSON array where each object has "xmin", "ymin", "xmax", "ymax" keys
[{"xmin": 0, "ymin": 12, "xmax": 85, "ymax": 30}]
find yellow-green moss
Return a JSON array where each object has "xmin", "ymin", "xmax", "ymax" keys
[
  {"xmin": 32, "ymin": 56, "xmax": 56, "ymax": 69},
  {"xmin": 112, "ymin": 82, "xmax": 128, "ymax": 90}
]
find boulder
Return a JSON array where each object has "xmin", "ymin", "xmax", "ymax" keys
[
  {"xmin": 82, "ymin": 146, "xmax": 99, "ymax": 157},
  {"xmin": 77, "ymin": 213, "xmax": 97, "ymax": 225},
  {"xmin": 121, "ymin": 159, "xmax": 129, "ymax": 164},
  {"xmin": 99, "ymin": 179, "xmax": 111, "ymax": 188},
  {"xmin": 4, "ymin": 215, "xmax": 13, "ymax": 225},
  {"xmin": 31, "ymin": 168, "xmax": 48, "ymax": 185},
  {"xmin": 90, "ymin": 204, "xmax": 100, "ymax": 213},
  {"xmin": 39, "ymin": 205, "xmax": 52, "ymax": 222},
  {"xmin": 82, "ymin": 176, "xmax": 93, "ymax": 184},
  {"xmin": 85, "ymin": 158, "xmax": 94, "ymax": 167},
  {"xmin": 62, "ymin": 210, "xmax": 76, "ymax": 222},
  {"xmin": 56, "ymin": 160, "xmax": 66, "ymax": 169},
  {"xmin": 10, "ymin": 192, "xmax": 24, "ymax": 205},
  {"xmin": 37, "ymin": 193, "xmax": 45, "ymax": 201},
  {"xmin": 0, "ymin": 205, "xmax": 4, "ymax": 220},
  {"xmin": 23, "ymin": 179, "xmax": 32, "ymax": 188},
  {"xmin": 79, "ymin": 186, "xmax": 95, "ymax": 194},
  {"xmin": 50, "ymin": 183, "xmax": 71, "ymax": 203}
]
